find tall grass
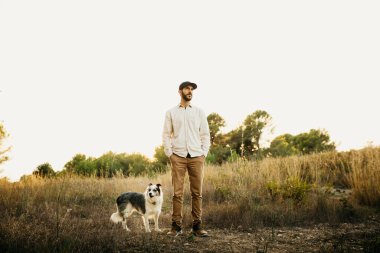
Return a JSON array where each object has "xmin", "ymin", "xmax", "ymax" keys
[
  {"xmin": 347, "ymin": 147, "xmax": 380, "ymax": 206},
  {"xmin": 0, "ymin": 147, "xmax": 379, "ymax": 252}
]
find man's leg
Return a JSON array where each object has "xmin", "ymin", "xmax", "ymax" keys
[
  {"xmin": 170, "ymin": 154, "xmax": 187, "ymax": 228},
  {"xmin": 188, "ymin": 155, "xmax": 209, "ymax": 236},
  {"xmin": 188, "ymin": 156, "xmax": 205, "ymax": 225}
]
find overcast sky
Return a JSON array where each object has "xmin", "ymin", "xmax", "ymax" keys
[{"xmin": 1, "ymin": 1, "xmax": 379, "ymax": 181}]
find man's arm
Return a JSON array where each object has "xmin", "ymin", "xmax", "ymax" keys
[
  {"xmin": 199, "ymin": 109, "xmax": 211, "ymax": 157},
  {"xmin": 162, "ymin": 110, "xmax": 173, "ymax": 157}
]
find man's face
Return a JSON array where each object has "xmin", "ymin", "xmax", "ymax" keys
[{"xmin": 179, "ymin": 86, "xmax": 193, "ymax": 101}]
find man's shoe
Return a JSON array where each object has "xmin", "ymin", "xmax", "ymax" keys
[
  {"xmin": 167, "ymin": 222, "xmax": 183, "ymax": 236},
  {"xmin": 192, "ymin": 222, "xmax": 210, "ymax": 237}
]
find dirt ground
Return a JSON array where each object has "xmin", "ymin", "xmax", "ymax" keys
[{"xmin": 117, "ymin": 216, "xmax": 380, "ymax": 253}]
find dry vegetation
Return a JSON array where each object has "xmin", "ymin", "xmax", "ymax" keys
[{"xmin": 1, "ymin": 148, "xmax": 380, "ymax": 252}]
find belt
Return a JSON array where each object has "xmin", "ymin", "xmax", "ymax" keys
[{"xmin": 173, "ymin": 153, "xmax": 192, "ymax": 158}]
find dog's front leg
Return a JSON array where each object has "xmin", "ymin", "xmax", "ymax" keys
[
  {"xmin": 142, "ymin": 215, "xmax": 151, "ymax": 232},
  {"xmin": 154, "ymin": 213, "xmax": 161, "ymax": 232},
  {"xmin": 122, "ymin": 212, "xmax": 131, "ymax": 231},
  {"xmin": 122, "ymin": 218, "xmax": 130, "ymax": 231}
]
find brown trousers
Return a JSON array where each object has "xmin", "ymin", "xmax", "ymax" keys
[{"xmin": 170, "ymin": 154, "xmax": 205, "ymax": 226}]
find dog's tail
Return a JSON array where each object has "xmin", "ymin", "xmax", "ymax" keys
[{"xmin": 110, "ymin": 211, "xmax": 123, "ymax": 224}]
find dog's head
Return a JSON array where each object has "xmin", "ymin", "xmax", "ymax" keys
[{"xmin": 145, "ymin": 183, "xmax": 162, "ymax": 200}]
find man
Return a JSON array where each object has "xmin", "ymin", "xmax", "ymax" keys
[{"xmin": 162, "ymin": 81, "xmax": 211, "ymax": 237}]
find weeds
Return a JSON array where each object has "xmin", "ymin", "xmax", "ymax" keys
[
  {"xmin": 0, "ymin": 147, "xmax": 379, "ymax": 252},
  {"xmin": 266, "ymin": 177, "xmax": 311, "ymax": 204}
]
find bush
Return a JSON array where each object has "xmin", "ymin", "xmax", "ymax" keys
[
  {"xmin": 207, "ymin": 146, "xmax": 231, "ymax": 165},
  {"xmin": 33, "ymin": 163, "xmax": 56, "ymax": 178},
  {"xmin": 266, "ymin": 177, "xmax": 312, "ymax": 204},
  {"xmin": 282, "ymin": 177, "xmax": 312, "ymax": 203}
]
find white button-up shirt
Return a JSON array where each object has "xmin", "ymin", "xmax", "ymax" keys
[{"xmin": 162, "ymin": 104, "xmax": 210, "ymax": 158}]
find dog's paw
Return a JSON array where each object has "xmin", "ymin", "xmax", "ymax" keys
[{"xmin": 155, "ymin": 228, "xmax": 162, "ymax": 232}]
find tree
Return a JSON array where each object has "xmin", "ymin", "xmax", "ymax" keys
[
  {"xmin": 62, "ymin": 152, "xmax": 154, "ymax": 177},
  {"xmin": 64, "ymin": 154, "xmax": 97, "ymax": 176},
  {"xmin": 243, "ymin": 110, "xmax": 273, "ymax": 157},
  {"xmin": 223, "ymin": 127, "xmax": 244, "ymax": 157},
  {"xmin": 206, "ymin": 145, "xmax": 231, "ymax": 165},
  {"xmin": 64, "ymin": 154, "xmax": 87, "ymax": 173},
  {"xmin": 0, "ymin": 123, "xmax": 11, "ymax": 168},
  {"xmin": 33, "ymin": 163, "xmax": 55, "ymax": 178},
  {"xmin": 268, "ymin": 134, "xmax": 299, "ymax": 157},
  {"xmin": 268, "ymin": 129, "xmax": 336, "ymax": 157},
  {"xmin": 75, "ymin": 158, "xmax": 96, "ymax": 176},
  {"xmin": 207, "ymin": 113, "xmax": 226, "ymax": 145},
  {"xmin": 293, "ymin": 129, "xmax": 336, "ymax": 154},
  {"xmin": 124, "ymin": 153, "xmax": 151, "ymax": 176},
  {"xmin": 152, "ymin": 145, "xmax": 170, "ymax": 173},
  {"xmin": 95, "ymin": 152, "xmax": 123, "ymax": 177}
]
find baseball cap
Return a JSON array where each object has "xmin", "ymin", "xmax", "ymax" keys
[{"xmin": 179, "ymin": 81, "xmax": 197, "ymax": 90}]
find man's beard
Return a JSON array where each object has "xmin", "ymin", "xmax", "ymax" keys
[{"xmin": 181, "ymin": 91, "xmax": 192, "ymax": 101}]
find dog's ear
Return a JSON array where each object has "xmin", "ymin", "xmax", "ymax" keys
[
  {"xmin": 149, "ymin": 183, "xmax": 153, "ymax": 186},
  {"xmin": 156, "ymin": 184, "xmax": 161, "ymax": 188}
]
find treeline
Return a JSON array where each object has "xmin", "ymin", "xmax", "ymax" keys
[
  {"xmin": 1, "ymin": 110, "xmax": 336, "ymax": 179},
  {"xmin": 30, "ymin": 148, "xmax": 169, "ymax": 179},
  {"xmin": 206, "ymin": 110, "xmax": 336, "ymax": 164}
]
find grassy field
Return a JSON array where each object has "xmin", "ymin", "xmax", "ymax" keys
[{"xmin": 1, "ymin": 147, "xmax": 379, "ymax": 252}]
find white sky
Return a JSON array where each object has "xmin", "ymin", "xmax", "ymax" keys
[{"xmin": 1, "ymin": 1, "xmax": 379, "ymax": 181}]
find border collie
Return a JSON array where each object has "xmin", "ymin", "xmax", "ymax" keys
[{"xmin": 110, "ymin": 183, "xmax": 163, "ymax": 232}]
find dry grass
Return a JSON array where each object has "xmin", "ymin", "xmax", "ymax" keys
[{"xmin": 0, "ymin": 147, "xmax": 379, "ymax": 252}]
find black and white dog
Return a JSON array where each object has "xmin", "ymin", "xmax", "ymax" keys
[{"xmin": 110, "ymin": 183, "xmax": 163, "ymax": 232}]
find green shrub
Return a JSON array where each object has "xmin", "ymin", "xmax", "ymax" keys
[
  {"xmin": 266, "ymin": 177, "xmax": 312, "ymax": 204},
  {"xmin": 266, "ymin": 180, "xmax": 280, "ymax": 201},
  {"xmin": 282, "ymin": 177, "xmax": 312, "ymax": 203}
]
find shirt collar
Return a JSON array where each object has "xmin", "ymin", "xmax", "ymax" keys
[{"xmin": 178, "ymin": 103, "xmax": 192, "ymax": 108}]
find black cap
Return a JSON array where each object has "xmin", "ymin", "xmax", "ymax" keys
[{"xmin": 179, "ymin": 81, "xmax": 197, "ymax": 90}]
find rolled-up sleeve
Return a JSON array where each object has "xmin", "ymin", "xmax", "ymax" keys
[{"xmin": 162, "ymin": 110, "xmax": 173, "ymax": 157}]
